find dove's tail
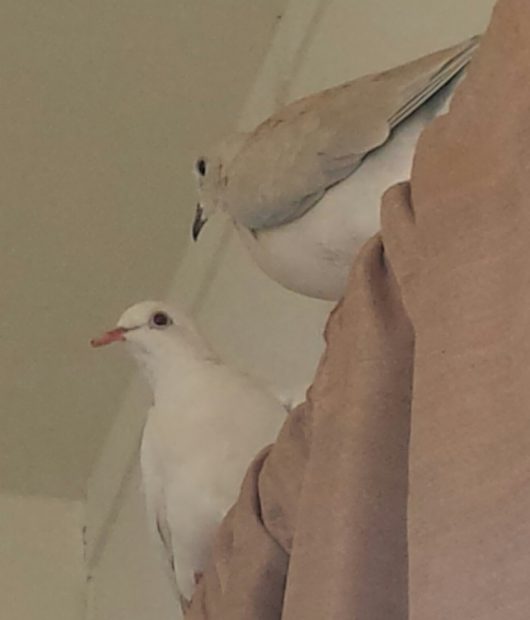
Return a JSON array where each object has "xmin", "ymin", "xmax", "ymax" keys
[{"xmin": 389, "ymin": 35, "xmax": 481, "ymax": 129}]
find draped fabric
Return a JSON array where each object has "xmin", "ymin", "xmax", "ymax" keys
[{"xmin": 188, "ymin": 2, "xmax": 530, "ymax": 617}]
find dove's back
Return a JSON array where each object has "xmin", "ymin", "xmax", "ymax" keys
[{"xmin": 224, "ymin": 36, "xmax": 479, "ymax": 233}]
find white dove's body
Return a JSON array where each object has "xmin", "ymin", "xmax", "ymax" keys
[
  {"xmin": 140, "ymin": 350, "xmax": 286, "ymax": 603},
  {"xmin": 195, "ymin": 37, "xmax": 479, "ymax": 300},
  {"xmin": 94, "ymin": 302, "xmax": 286, "ymax": 610}
]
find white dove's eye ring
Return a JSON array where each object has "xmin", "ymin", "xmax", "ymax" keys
[
  {"xmin": 196, "ymin": 159, "xmax": 207, "ymax": 176},
  {"xmin": 150, "ymin": 311, "xmax": 172, "ymax": 328}
]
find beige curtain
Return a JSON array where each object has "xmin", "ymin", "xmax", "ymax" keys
[{"xmin": 189, "ymin": 1, "xmax": 530, "ymax": 617}]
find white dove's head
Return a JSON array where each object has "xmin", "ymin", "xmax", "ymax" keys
[
  {"xmin": 90, "ymin": 301, "xmax": 210, "ymax": 377},
  {"xmin": 192, "ymin": 132, "xmax": 248, "ymax": 241}
]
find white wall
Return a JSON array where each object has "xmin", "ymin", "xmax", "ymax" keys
[
  {"xmin": 85, "ymin": 0, "xmax": 497, "ymax": 618},
  {"xmin": 0, "ymin": 495, "xmax": 84, "ymax": 620}
]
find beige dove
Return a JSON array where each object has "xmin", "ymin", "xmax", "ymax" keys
[{"xmin": 193, "ymin": 36, "xmax": 479, "ymax": 300}]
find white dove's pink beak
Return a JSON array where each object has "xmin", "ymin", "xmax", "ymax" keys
[{"xmin": 90, "ymin": 327, "xmax": 127, "ymax": 348}]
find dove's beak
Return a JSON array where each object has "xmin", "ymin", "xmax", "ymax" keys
[
  {"xmin": 192, "ymin": 203, "xmax": 207, "ymax": 241},
  {"xmin": 90, "ymin": 327, "xmax": 127, "ymax": 348}
]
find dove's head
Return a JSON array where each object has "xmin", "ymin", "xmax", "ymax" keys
[
  {"xmin": 91, "ymin": 301, "xmax": 211, "ymax": 382},
  {"xmin": 192, "ymin": 132, "xmax": 247, "ymax": 241}
]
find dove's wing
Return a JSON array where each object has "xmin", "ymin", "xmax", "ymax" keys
[
  {"xmin": 225, "ymin": 36, "xmax": 479, "ymax": 231},
  {"xmin": 154, "ymin": 511, "xmax": 176, "ymax": 576},
  {"xmin": 155, "ymin": 510, "xmax": 196, "ymax": 613},
  {"xmin": 140, "ymin": 422, "xmax": 189, "ymax": 611}
]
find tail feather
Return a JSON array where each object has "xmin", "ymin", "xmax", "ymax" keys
[{"xmin": 390, "ymin": 35, "xmax": 481, "ymax": 128}]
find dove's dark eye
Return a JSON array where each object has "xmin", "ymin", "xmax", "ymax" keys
[
  {"xmin": 150, "ymin": 311, "xmax": 172, "ymax": 329},
  {"xmin": 196, "ymin": 158, "xmax": 207, "ymax": 176}
]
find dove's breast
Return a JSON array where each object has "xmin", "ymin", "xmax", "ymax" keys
[{"xmin": 139, "ymin": 361, "xmax": 285, "ymax": 599}]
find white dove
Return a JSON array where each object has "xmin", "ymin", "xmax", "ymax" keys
[
  {"xmin": 192, "ymin": 36, "xmax": 479, "ymax": 300},
  {"xmin": 91, "ymin": 301, "xmax": 286, "ymax": 613}
]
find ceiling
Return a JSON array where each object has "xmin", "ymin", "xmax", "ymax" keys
[{"xmin": 0, "ymin": 0, "xmax": 286, "ymax": 499}]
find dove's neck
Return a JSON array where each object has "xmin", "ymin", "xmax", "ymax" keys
[{"xmin": 129, "ymin": 329, "xmax": 219, "ymax": 397}]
